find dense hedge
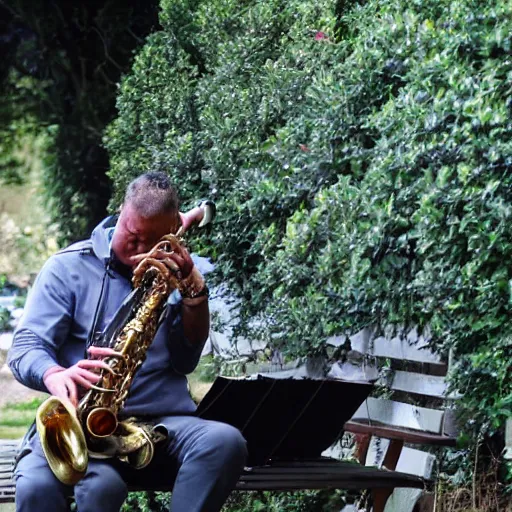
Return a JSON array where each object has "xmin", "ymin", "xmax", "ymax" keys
[{"xmin": 106, "ymin": 0, "xmax": 512, "ymax": 486}]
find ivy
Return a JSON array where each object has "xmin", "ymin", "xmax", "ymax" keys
[{"xmin": 106, "ymin": 0, "xmax": 512, "ymax": 496}]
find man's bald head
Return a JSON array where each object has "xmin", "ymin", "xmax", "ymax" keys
[{"xmin": 124, "ymin": 172, "xmax": 179, "ymax": 217}]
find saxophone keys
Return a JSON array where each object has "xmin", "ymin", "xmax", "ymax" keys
[{"xmin": 88, "ymin": 384, "xmax": 116, "ymax": 393}]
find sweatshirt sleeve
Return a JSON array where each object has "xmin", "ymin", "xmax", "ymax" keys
[
  {"xmin": 7, "ymin": 256, "xmax": 74, "ymax": 392},
  {"xmin": 164, "ymin": 292, "xmax": 207, "ymax": 375}
]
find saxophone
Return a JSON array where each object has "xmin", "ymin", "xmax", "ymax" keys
[{"xmin": 35, "ymin": 231, "xmax": 207, "ymax": 485}]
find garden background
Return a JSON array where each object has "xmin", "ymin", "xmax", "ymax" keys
[{"xmin": 0, "ymin": 0, "xmax": 511, "ymax": 510}]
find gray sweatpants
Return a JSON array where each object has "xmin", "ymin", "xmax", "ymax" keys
[{"xmin": 15, "ymin": 415, "xmax": 247, "ymax": 512}]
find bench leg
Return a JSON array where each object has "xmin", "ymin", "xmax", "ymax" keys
[
  {"xmin": 372, "ymin": 488, "xmax": 393, "ymax": 512},
  {"xmin": 354, "ymin": 433, "xmax": 371, "ymax": 464},
  {"xmin": 414, "ymin": 491, "xmax": 435, "ymax": 512},
  {"xmin": 382, "ymin": 439, "xmax": 404, "ymax": 471}
]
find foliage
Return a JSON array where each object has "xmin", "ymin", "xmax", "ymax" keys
[
  {"xmin": 0, "ymin": 397, "xmax": 45, "ymax": 439},
  {"xmin": 0, "ymin": 307, "xmax": 10, "ymax": 332},
  {"xmin": 224, "ymin": 489, "xmax": 348, "ymax": 511},
  {"xmin": 106, "ymin": 0, "xmax": 512, "ymax": 500},
  {"xmin": 121, "ymin": 491, "xmax": 170, "ymax": 512},
  {"xmin": 0, "ymin": 209, "xmax": 59, "ymax": 278},
  {"xmin": 120, "ymin": 489, "xmax": 349, "ymax": 511},
  {"xmin": 0, "ymin": 0, "xmax": 160, "ymax": 242},
  {"xmin": 0, "ymin": 274, "xmax": 12, "ymax": 331}
]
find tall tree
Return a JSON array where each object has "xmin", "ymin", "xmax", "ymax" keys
[{"xmin": 0, "ymin": 0, "xmax": 160, "ymax": 241}]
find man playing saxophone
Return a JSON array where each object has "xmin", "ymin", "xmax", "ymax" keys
[{"xmin": 8, "ymin": 171, "xmax": 247, "ymax": 512}]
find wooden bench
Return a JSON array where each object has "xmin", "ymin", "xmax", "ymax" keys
[
  {"xmin": 0, "ymin": 374, "xmax": 426, "ymax": 512},
  {"xmin": 327, "ymin": 326, "xmax": 460, "ymax": 512},
  {"xmin": 0, "ymin": 326, "xmax": 456, "ymax": 512},
  {"xmin": 0, "ymin": 440, "xmax": 18, "ymax": 504},
  {"xmin": 1, "ymin": 439, "xmax": 424, "ymax": 508},
  {"xmin": 3, "ymin": 326, "xmax": 511, "ymax": 511},
  {"xmin": 234, "ymin": 326, "xmax": 460, "ymax": 512}
]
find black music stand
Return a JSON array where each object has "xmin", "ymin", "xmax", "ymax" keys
[{"xmin": 197, "ymin": 375, "xmax": 373, "ymax": 466}]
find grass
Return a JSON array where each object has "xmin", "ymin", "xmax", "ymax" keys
[
  {"xmin": 4, "ymin": 397, "xmax": 45, "ymax": 411},
  {"xmin": 188, "ymin": 355, "xmax": 216, "ymax": 403},
  {"xmin": 0, "ymin": 397, "xmax": 45, "ymax": 439}
]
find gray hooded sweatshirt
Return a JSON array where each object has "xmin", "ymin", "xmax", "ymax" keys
[{"xmin": 8, "ymin": 217, "xmax": 204, "ymax": 418}]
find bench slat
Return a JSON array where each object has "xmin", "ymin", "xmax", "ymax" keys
[
  {"xmin": 364, "ymin": 438, "xmax": 436, "ymax": 479},
  {"xmin": 344, "ymin": 421, "xmax": 456, "ymax": 446},
  {"xmin": 505, "ymin": 419, "xmax": 512, "ymax": 461},
  {"xmin": 352, "ymin": 398, "xmax": 445, "ymax": 434},
  {"xmin": 327, "ymin": 328, "xmax": 444, "ymax": 369},
  {"xmin": 131, "ymin": 460, "xmax": 425, "ymax": 492},
  {"xmin": 384, "ymin": 371, "xmax": 453, "ymax": 398},
  {"xmin": 328, "ymin": 363, "xmax": 457, "ymax": 399}
]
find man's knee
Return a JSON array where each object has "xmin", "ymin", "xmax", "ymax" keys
[
  {"xmin": 205, "ymin": 422, "xmax": 247, "ymax": 467},
  {"xmin": 74, "ymin": 462, "xmax": 128, "ymax": 512}
]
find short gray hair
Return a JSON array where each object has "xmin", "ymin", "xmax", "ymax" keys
[{"xmin": 124, "ymin": 172, "xmax": 179, "ymax": 217}]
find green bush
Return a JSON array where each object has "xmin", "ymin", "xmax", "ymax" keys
[{"xmin": 106, "ymin": 0, "xmax": 512, "ymax": 496}]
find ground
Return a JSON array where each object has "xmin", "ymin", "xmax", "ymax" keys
[{"xmin": 0, "ymin": 365, "xmax": 45, "ymax": 409}]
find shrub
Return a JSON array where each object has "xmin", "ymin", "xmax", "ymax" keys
[{"xmin": 106, "ymin": 0, "xmax": 512, "ymax": 495}]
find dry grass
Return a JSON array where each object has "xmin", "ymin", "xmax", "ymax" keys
[{"xmin": 435, "ymin": 455, "xmax": 511, "ymax": 512}]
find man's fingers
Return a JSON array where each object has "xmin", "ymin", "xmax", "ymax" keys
[
  {"xmin": 49, "ymin": 382, "xmax": 70, "ymax": 402},
  {"xmin": 166, "ymin": 251, "xmax": 193, "ymax": 278},
  {"xmin": 78, "ymin": 358, "xmax": 117, "ymax": 374},
  {"xmin": 87, "ymin": 346, "xmax": 121, "ymax": 358},
  {"xmin": 162, "ymin": 257, "xmax": 181, "ymax": 276},
  {"xmin": 167, "ymin": 252, "xmax": 192, "ymax": 271},
  {"xmin": 130, "ymin": 253, "xmax": 147, "ymax": 264},
  {"xmin": 64, "ymin": 379, "xmax": 78, "ymax": 408},
  {"xmin": 74, "ymin": 367, "xmax": 103, "ymax": 384},
  {"xmin": 73, "ymin": 374, "xmax": 100, "ymax": 391}
]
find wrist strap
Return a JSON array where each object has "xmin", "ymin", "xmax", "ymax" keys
[{"xmin": 182, "ymin": 295, "xmax": 209, "ymax": 307}]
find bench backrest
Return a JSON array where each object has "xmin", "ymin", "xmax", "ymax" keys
[
  {"xmin": 330, "ymin": 327, "xmax": 458, "ymax": 444},
  {"xmin": 236, "ymin": 325, "xmax": 459, "ymax": 507}
]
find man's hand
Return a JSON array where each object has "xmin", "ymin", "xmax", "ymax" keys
[
  {"xmin": 179, "ymin": 207, "xmax": 203, "ymax": 233},
  {"xmin": 179, "ymin": 200, "xmax": 216, "ymax": 232},
  {"xmin": 130, "ymin": 240, "xmax": 194, "ymax": 280},
  {"xmin": 43, "ymin": 347, "xmax": 117, "ymax": 407}
]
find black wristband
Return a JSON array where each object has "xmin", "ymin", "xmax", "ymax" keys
[{"xmin": 181, "ymin": 284, "xmax": 209, "ymax": 299}]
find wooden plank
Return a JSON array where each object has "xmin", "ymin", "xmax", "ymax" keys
[
  {"xmin": 328, "ymin": 361, "xmax": 379, "ymax": 382},
  {"xmin": 351, "ymin": 398, "xmax": 445, "ymax": 434},
  {"xmin": 505, "ymin": 419, "xmax": 512, "ymax": 461},
  {"xmin": 384, "ymin": 371, "xmax": 458, "ymax": 399},
  {"xmin": 366, "ymin": 437, "xmax": 391, "ymax": 467},
  {"xmin": 396, "ymin": 448, "xmax": 436, "ymax": 479},
  {"xmin": 245, "ymin": 359, "xmax": 301, "ymax": 377},
  {"xmin": 327, "ymin": 328, "xmax": 443, "ymax": 366},
  {"xmin": 128, "ymin": 460, "xmax": 425, "ymax": 492},
  {"xmin": 344, "ymin": 421, "xmax": 456, "ymax": 446},
  {"xmin": 0, "ymin": 439, "xmax": 17, "ymax": 505},
  {"xmin": 329, "ymin": 363, "xmax": 457, "ymax": 399}
]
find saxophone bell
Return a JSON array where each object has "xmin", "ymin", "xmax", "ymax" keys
[{"xmin": 35, "ymin": 396, "xmax": 88, "ymax": 486}]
